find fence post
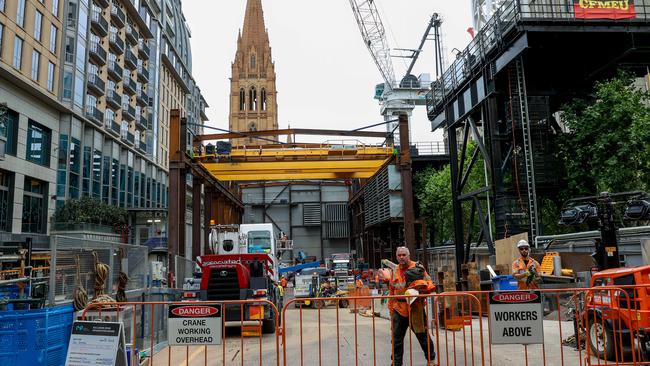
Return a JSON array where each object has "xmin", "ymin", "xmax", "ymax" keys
[
  {"xmin": 48, "ymin": 236, "xmax": 57, "ymax": 306},
  {"xmin": 108, "ymin": 244, "xmax": 115, "ymax": 294}
]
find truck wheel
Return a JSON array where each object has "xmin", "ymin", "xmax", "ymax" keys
[
  {"xmin": 588, "ymin": 320, "xmax": 615, "ymax": 360},
  {"xmin": 339, "ymin": 300, "xmax": 349, "ymax": 308},
  {"xmin": 262, "ymin": 318, "xmax": 276, "ymax": 334}
]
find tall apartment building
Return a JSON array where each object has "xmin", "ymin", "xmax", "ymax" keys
[{"xmin": 0, "ymin": 0, "xmax": 206, "ymax": 246}]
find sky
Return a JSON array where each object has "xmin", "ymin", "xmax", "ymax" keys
[{"xmin": 183, "ymin": 0, "xmax": 474, "ymax": 144}]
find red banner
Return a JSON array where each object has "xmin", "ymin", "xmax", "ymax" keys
[{"xmin": 574, "ymin": 0, "xmax": 636, "ymax": 19}]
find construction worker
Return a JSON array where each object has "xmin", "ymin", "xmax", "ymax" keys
[
  {"xmin": 355, "ymin": 275, "xmax": 364, "ymax": 288},
  {"xmin": 512, "ymin": 239, "xmax": 541, "ymax": 289},
  {"xmin": 381, "ymin": 246, "xmax": 436, "ymax": 366},
  {"xmin": 280, "ymin": 275, "xmax": 288, "ymax": 288}
]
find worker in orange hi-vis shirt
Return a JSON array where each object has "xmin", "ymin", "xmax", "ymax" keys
[{"xmin": 379, "ymin": 246, "xmax": 436, "ymax": 366}]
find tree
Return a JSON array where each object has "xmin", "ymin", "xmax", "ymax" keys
[
  {"xmin": 558, "ymin": 71, "xmax": 650, "ymax": 198},
  {"xmin": 54, "ymin": 196, "xmax": 128, "ymax": 226}
]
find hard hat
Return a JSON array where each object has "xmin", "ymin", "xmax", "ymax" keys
[{"xmin": 517, "ymin": 239, "xmax": 530, "ymax": 248}]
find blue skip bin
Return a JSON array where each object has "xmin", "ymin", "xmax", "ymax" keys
[
  {"xmin": 492, "ymin": 275, "xmax": 519, "ymax": 291},
  {"xmin": 0, "ymin": 304, "xmax": 74, "ymax": 366}
]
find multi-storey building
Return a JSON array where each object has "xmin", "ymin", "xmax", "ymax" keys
[{"xmin": 0, "ymin": 0, "xmax": 206, "ymax": 247}]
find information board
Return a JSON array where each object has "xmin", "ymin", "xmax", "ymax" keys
[
  {"xmin": 65, "ymin": 321, "xmax": 127, "ymax": 366},
  {"xmin": 168, "ymin": 304, "xmax": 222, "ymax": 346},
  {"xmin": 489, "ymin": 291, "xmax": 544, "ymax": 345}
]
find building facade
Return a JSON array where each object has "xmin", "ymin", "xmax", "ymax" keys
[
  {"xmin": 0, "ymin": 0, "xmax": 205, "ymax": 248},
  {"xmin": 229, "ymin": 0, "xmax": 278, "ymax": 146}
]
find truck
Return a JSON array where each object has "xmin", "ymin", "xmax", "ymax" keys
[
  {"xmin": 196, "ymin": 224, "xmax": 280, "ymax": 333},
  {"xmin": 582, "ymin": 265, "xmax": 650, "ymax": 361},
  {"xmin": 329, "ymin": 253, "xmax": 355, "ymax": 290}
]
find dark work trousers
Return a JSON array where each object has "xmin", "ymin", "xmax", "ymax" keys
[{"xmin": 391, "ymin": 309, "xmax": 435, "ymax": 366}]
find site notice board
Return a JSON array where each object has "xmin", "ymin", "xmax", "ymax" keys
[
  {"xmin": 168, "ymin": 304, "xmax": 222, "ymax": 346},
  {"xmin": 489, "ymin": 291, "xmax": 544, "ymax": 345}
]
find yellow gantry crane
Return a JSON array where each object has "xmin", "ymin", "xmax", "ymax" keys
[{"xmin": 193, "ymin": 128, "xmax": 396, "ymax": 181}]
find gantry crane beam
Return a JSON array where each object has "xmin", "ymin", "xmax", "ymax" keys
[
  {"xmin": 194, "ymin": 128, "xmax": 388, "ymax": 141},
  {"xmin": 196, "ymin": 146, "xmax": 395, "ymax": 181}
]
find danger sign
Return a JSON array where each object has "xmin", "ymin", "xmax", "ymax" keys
[
  {"xmin": 168, "ymin": 304, "xmax": 222, "ymax": 346},
  {"xmin": 489, "ymin": 291, "xmax": 544, "ymax": 345}
]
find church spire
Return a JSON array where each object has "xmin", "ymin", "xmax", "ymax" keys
[{"xmin": 241, "ymin": 0, "xmax": 269, "ymax": 48}]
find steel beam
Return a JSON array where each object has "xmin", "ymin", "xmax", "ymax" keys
[
  {"xmin": 399, "ymin": 114, "xmax": 416, "ymax": 255},
  {"xmin": 195, "ymin": 128, "xmax": 388, "ymax": 141}
]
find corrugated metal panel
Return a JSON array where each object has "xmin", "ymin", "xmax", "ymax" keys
[
  {"xmin": 303, "ymin": 203, "xmax": 321, "ymax": 226},
  {"xmin": 324, "ymin": 203, "xmax": 349, "ymax": 239},
  {"xmin": 364, "ymin": 166, "xmax": 391, "ymax": 227}
]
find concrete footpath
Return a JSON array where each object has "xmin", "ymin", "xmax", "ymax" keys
[{"xmin": 151, "ymin": 305, "xmax": 601, "ymax": 366}]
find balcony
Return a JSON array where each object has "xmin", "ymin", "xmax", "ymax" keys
[
  {"xmin": 136, "ymin": 114, "xmax": 148, "ymax": 130},
  {"xmin": 122, "ymin": 132, "xmax": 135, "ymax": 145},
  {"xmin": 125, "ymin": 24, "xmax": 139, "ymax": 45},
  {"xmin": 110, "ymin": 5, "xmax": 126, "ymax": 27},
  {"xmin": 136, "ymin": 91, "xmax": 148, "ymax": 106},
  {"xmin": 88, "ymin": 42, "xmax": 107, "ymax": 66},
  {"xmin": 90, "ymin": 9, "xmax": 108, "ymax": 37},
  {"xmin": 85, "ymin": 105, "xmax": 104, "ymax": 126},
  {"xmin": 122, "ymin": 104, "xmax": 135, "ymax": 121},
  {"xmin": 123, "ymin": 76, "xmax": 136, "ymax": 95},
  {"xmin": 87, "ymin": 74, "xmax": 105, "ymax": 96},
  {"xmin": 137, "ymin": 141, "xmax": 147, "ymax": 153},
  {"xmin": 106, "ymin": 89, "xmax": 121, "ymax": 109},
  {"xmin": 106, "ymin": 119, "xmax": 120, "ymax": 137},
  {"xmin": 109, "ymin": 31, "xmax": 125, "ymax": 54},
  {"xmin": 124, "ymin": 49, "xmax": 137, "ymax": 70},
  {"xmin": 137, "ymin": 65, "xmax": 149, "ymax": 82},
  {"xmin": 95, "ymin": 0, "xmax": 109, "ymax": 8},
  {"xmin": 138, "ymin": 40, "xmax": 150, "ymax": 60},
  {"xmin": 107, "ymin": 60, "xmax": 123, "ymax": 80}
]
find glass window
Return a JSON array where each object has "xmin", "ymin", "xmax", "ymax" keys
[
  {"xmin": 34, "ymin": 11, "xmax": 42, "ymax": 41},
  {"xmin": 248, "ymin": 231, "xmax": 272, "ymax": 253},
  {"xmin": 0, "ymin": 170, "xmax": 13, "ymax": 232},
  {"xmin": 47, "ymin": 61, "xmax": 54, "ymax": 91},
  {"xmin": 0, "ymin": 0, "xmax": 4, "ymax": 13},
  {"xmin": 74, "ymin": 74, "xmax": 83, "ymax": 107},
  {"xmin": 82, "ymin": 146, "xmax": 90, "ymax": 196},
  {"xmin": 133, "ymin": 171, "xmax": 140, "ymax": 208},
  {"xmin": 1, "ymin": 108, "xmax": 19, "ymax": 156},
  {"xmin": 31, "ymin": 50, "xmax": 40, "ymax": 81},
  {"xmin": 52, "ymin": 0, "xmax": 59, "ymax": 16},
  {"xmin": 16, "ymin": 0, "xmax": 25, "ymax": 27},
  {"xmin": 127, "ymin": 167, "xmax": 133, "ymax": 208},
  {"xmin": 26, "ymin": 120, "xmax": 51, "ymax": 166},
  {"xmin": 62, "ymin": 70, "xmax": 72, "ymax": 99},
  {"xmin": 92, "ymin": 149, "xmax": 101, "ymax": 198},
  {"xmin": 22, "ymin": 177, "xmax": 47, "ymax": 233},
  {"xmin": 49, "ymin": 25, "xmax": 57, "ymax": 53},
  {"xmin": 139, "ymin": 174, "xmax": 145, "ymax": 207},
  {"xmin": 57, "ymin": 134, "xmax": 68, "ymax": 198},
  {"xmin": 102, "ymin": 156, "xmax": 110, "ymax": 203},
  {"xmin": 119, "ymin": 164, "xmax": 125, "ymax": 206},
  {"xmin": 111, "ymin": 159, "xmax": 118, "ymax": 206},
  {"xmin": 13, "ymin": 36, "xmax": 23, "ymax": 69},
  {"xmin": 0, "ymin": 23, "xmax": 4, "ymax": 58}
]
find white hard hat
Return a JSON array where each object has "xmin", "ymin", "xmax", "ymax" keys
[{"xmin": 517, "ymin": 240, "xmax": 530, "ymax": 248}]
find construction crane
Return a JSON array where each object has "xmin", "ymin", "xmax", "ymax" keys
[{"xmin": 348, "ymin": 0, "xmax": 443, "ymax": 141}]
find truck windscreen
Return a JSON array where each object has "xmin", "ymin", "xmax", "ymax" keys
[{"xmin": 248, "ymin": 231, "xmax": 272, "ymax": 253}]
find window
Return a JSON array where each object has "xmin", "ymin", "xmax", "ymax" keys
[
  {"xmin": 92, "ymin": 149, "xmax": 101, "ymax": 199},
  {"xmin": 52, "ymin": 0, "xmax": 59, "ymax": 16},
  {"xmin": 0, "ymin": 0, "xmax": 4, "ymax": 13},
  {"xmin": 102, "ymin": 156, "xmax": 110, "ymax": 203},
  {"xmin": 62, "ymin": 70, "xmax": 72, "ymax": 98},
  {"xmin": 49, "ymin": 25, "xmax": 57, "ymax": 53},
  {"xmin": 26, "ymin": 120, "xmax": 51, "ymax": 166},
  {"xmin": 0, "ymin": 23, "xmax": 3, "ymax": 58},
  {"xmin": 22, "ymin": 177, "xmax": 47, "ymax": 233},
  {"xmin": 34, "ymin": 11, "xmax": 42, "ymax": 41},
  {"xmin": 46, "ymin": 61, "xmax": 54, "ymax": 91},
  {"xmin": 0, "ymin": 108, "xmax": 18, "ymax": 156},
  {"xmin": 249, "ymin": 87, "xmax": 257, "ymax": 111},
  {"xmin": 57, "ymin": 134, "xmax": 67, "ymax": 198},
  {"xmin": 16, "ymin": 0, "xmax": 25, "ymax": 27},
  {"xmin": 68, "ymin": 137, "xmax": 80, "ymax": 199},
  {"xmin": 31, "ymin": 50, "xmax": 40, "ymax": 81},
  {"xmin": 13, "ymin": 36, "xmax": 23, "ymax": 69},
  {"xmin": 0, "ymin": 170, "xmax": 12, "ymax": 232},
  {"xmin": 239, "ymin": 88, "xmax": 245, "ymax": 111},
  {"xmin": 119, "ymin": 164, "xmax": 125, "ymax": 206},
  {"xmin": 261, "ymin": 88, "xmax": 267, "ymax": 111},
  {"xmin": 250, "ymin": 54, "xmax": 256, "ymax": 69},
  {"xmin": 111, "ymin": 159, "xmax": 118, "ymax": 206}
]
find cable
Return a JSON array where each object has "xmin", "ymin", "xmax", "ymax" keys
[
  {"xmin": 352, "ymin": 119, "xmax": 399, "ymax": 132},
  {"xmin": 187, "ymin": 123, "xmax": 285, "ymax": 145}
]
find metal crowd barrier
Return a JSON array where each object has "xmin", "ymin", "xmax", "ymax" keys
[{"xmin": 80, "ymin": 285, "xmax": 649, "ymax": 365}]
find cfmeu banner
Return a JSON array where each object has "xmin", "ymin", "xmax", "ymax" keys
[{"xmin": 574, "ymin": 0, "xmax": 636, "ymax": 19}]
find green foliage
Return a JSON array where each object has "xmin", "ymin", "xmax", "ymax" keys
[
  {"xmin": 558, "ymin": 71, "xmax": 650, "ymax": 197},
  {"xmin": 415, "ymin": 141, "xmax": 491, "ymax": 245},
  {"xmin": 54, "ymin": 196, "xmax": 127, "ymax": 225}
]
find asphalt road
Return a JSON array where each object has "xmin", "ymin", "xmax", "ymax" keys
[{"xmin": 150, "ymin": 305, "xmax": 602, "ymax": 366}]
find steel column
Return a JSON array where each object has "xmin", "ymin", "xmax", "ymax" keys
[{"xmin": 398, "ymin": 114, "xmax": 416, "ymax": 255}]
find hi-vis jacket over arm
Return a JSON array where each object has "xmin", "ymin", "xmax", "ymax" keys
[{"xmin": 388, "ymin": 261, "xmax": 435, "ymax": 318}]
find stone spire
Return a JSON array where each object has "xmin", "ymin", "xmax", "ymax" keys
[{"xmin": 241, "ymin": 0, "xmax": 269, "ymax": 48}]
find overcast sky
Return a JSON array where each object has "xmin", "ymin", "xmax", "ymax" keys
[{"xmin": 183, "ymin": 0, "xmax": 474, "ymax": 144}]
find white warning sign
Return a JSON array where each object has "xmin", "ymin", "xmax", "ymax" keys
[
  {"xmin": 168, "ymin": 304, "xmax": 222, "ymax": 346},
  {"xmin": 489, "ymin": 291, "xmax": 544, "ymax": 345}
]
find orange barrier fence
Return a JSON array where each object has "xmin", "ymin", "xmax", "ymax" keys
[{"xmin": 77, "ymin": 286, "xmax": 650, "ymax": 366}]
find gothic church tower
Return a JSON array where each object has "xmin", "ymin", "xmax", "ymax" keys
[{"xmin": 229, "ymin": 0, "xmax": 278, "ymax": 146}]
